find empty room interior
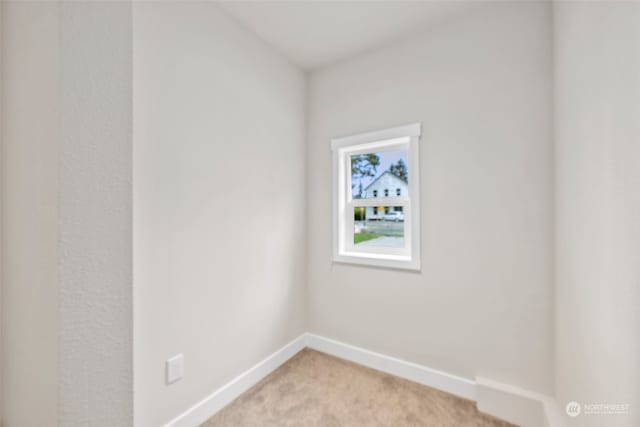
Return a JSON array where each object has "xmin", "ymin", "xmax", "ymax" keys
[{"xmin": 1, "ymin": 1, "xmax": 639, "ymax": 426}]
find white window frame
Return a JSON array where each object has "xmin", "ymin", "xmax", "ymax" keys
[{"xmin": 332, "ymin": 123, "xmax": 421, "ymax": 270}]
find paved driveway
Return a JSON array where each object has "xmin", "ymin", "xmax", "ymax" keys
[{"xmin": 356, "ymin": 236, "xmax": 405, "ymax": 248}]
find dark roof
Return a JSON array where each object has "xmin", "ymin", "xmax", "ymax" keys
[{"xmin": 364, "ymin": 170, "xmax": 408, "ymax": 191}]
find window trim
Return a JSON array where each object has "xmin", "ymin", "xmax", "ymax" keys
[{"xmin": 331, "ymin": 123, "xmax": 421, "ymax": 271}]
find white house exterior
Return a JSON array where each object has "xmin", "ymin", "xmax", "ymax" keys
[{"xmin": 362, "ymin": 171, "xmax": 408, "ymax": 219}]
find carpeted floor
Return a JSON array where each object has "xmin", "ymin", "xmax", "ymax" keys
[{"xmin": 202, "ymin": 349, "xmax": 516, "ymax": 427}]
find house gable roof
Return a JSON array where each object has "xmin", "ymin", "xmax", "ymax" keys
[{"xmin": 364, "ymin": 170, "xmax": 408, "ymax": 192}]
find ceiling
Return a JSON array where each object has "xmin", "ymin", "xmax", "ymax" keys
[{"xmin": 218, "ymin": 1, "xmax": 480, "ymax": 70}]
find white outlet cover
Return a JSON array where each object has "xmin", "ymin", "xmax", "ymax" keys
[{"xmin": 166, "ymin": 354, "xmax": 184, "ymax": 385}]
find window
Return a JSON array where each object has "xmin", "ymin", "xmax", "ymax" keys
[{"xmin": 332, "ymin": 123, "xmax": 421, "ymax": 270}]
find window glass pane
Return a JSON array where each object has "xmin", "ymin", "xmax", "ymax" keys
[
  {"xmin": 350, "ymin": 149, "xmax": 408, "ymax": 199},
  {"xmin": 353, "ymin": 206, "xmax": 405, "ymax": 248}
]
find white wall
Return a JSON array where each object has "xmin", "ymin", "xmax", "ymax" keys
[
  {"xmin": 307, "ymin": 1, "xmax": 555, "ymax": 395},
  {"xmin": 554, "ymin": 2, "xmax": 640, "ymax": 426},
  {"xmin": 133, "ymin": 3, "xmax": 307, "ymax": 426},
  {"xmin": 58, "ymin": 2, "xmax": 133, "ymax": 425},
  {"xmin": 1, "ymin": 2, "xmax": 133, "ymax": 426},
  {"xmin": 0, "ymin": 4, "xmax": 3, "ymax": 419},
  {"xmin": 1, "ymin": 2, "xmax": 60, "ymax": 425}
]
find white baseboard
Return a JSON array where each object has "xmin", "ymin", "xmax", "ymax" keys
[
  {"xmin": 475, "ymin": 377, "xmax": 567, "ymax": 427},
  {"xmin": 306, "ymin": 333, "xmax": 477, "ymax": 401},
  {"xmin": 164, "ymin": 333, "xmax": 308, "ymax": 427},
  {"xmin": 476, "ymin": 376, "xmax": 546, "ymax": 427},
  {"xmin": 541, "ymin": 396, "xmax": 567, "ymax": 427},
  {"xmin": 164, "ymin": 332, "xmax": 561, "ymax": 427}
]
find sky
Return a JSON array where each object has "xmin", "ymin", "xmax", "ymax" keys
[{"xmin": 351, "ymin": 149, "xmax": 408, "ymax": 190}]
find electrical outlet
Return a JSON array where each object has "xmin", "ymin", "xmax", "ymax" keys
[{"xmin": 166, "ymin": 354, "xmax": 184, "ymax": 385}]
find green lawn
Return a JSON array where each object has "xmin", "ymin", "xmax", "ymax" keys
[{"xmin": 354, "ymin": 233, "xmax": 383, "ymax": 244}]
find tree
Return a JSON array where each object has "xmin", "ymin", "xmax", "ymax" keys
[
  {"xmin": 389, "ymin": 159, "xmax": 408, "ymax": 182},
  {"xmin": 351, "ymin": 153, "xmax": 380, "ymax": 198}
]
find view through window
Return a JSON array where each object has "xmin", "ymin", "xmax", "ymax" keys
[{"xmin": 351, "ymin": 149, "xmax": 408, "ymax": 249}]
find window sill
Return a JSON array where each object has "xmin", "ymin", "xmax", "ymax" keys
[{"xmin": 332, "ymin": 253, "xmax": 421, "ymax": 271}]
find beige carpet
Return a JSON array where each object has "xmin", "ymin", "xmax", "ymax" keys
[{"xmin": 202, "ymin": 349, "xmax": 516, "ymax": 427}]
